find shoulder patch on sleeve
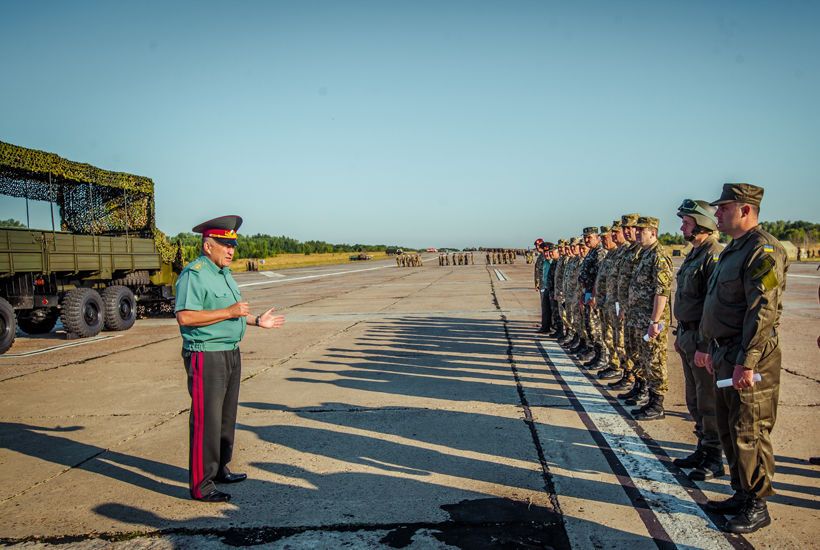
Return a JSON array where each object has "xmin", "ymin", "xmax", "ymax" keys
[
  {"xmin": 192, "ymin": 262, "xmax": 203, "ymax": 271},
  {"xmin": 712, "ymin": 253, "xmax": 720, "ymax": 262},
  {"xmin": 762, "ymin": 244, "xmax": 775, "ymax": 254},
  {"xmin": 749, "ymin": 254, "xmax": 776, "ymax": 281}
]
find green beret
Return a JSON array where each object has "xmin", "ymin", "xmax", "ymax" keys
[
  {"xmin": 635, "ymin": 216, "xmax": 660, "ymax": 229},
  {"xmin": 583, "ymin": 226, "xmax": 599, "ymax": 235},
  {"xmin": 710, "ymin": 183, "xmax": 764, "ymax": 207},
  {"xmin": 599, "ymin": 225, "xmax": 611, "ymax": 233},
  {"xmin": 621, "ymin": 213, "xmax": 640, "ymax": 227}
]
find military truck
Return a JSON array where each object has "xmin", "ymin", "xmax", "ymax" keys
[{"xmin": 0, "ymin": 141, "xmax": 183, "ymax": 354}]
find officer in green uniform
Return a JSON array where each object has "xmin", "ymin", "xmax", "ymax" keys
[
  {"xmin": 671, "ymin": 200, "xmax": 726, "ymax": 480},
  {"xmin": 175, "ymin": 215, "xmax": 286, "ymax": 502},
  {"xmin": 696, "ymin": 184, "xmax": 788, "ymax": 533}
]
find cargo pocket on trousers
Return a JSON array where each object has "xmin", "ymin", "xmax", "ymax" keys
[{"xmin": 738, "ymin": 386, "xmax": 774, "ymax": 439}]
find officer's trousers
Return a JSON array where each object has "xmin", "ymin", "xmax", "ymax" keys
[
  {"xmin": 539, "ymin": 290, "xmax": 552, "ymax": 331},
  {"xmin": 676, "ymin": 327, "xmax": 720, "ymax": 454},
  {"xmin": 713, "ymin": 340, "xmax": 780, "ymax": 499},
  {"xmin": 183, "ymin": 348, "xmax": 242, "ymax": 499}
]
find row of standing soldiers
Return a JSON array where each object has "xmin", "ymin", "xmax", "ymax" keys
[
  {"xmin": 396, "ymin": 253, "xmax": 422, "ymax": 267},
  {"xmin": 534, "ymin": 183, "xmax": 788, "ymax": 534},
  {"xmin": 486, "ymin": 249, "xmax": 516, "ymax": 265},
  {"xmin": 439, "ymin": 252, "xmax": 475, "ymax": 265}
]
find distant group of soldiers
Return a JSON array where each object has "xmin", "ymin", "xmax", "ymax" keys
[
  {"xmin": 534, "ymin": 184, "xmax": 787, "ymax": 534},
  {"xmin": 485, "ymin": 249, "xmax": 516, "ymax": 265},
  {"xmin": 396, "ymin": 253, "xmax": 422, "ymax": 267},
  {"xmin": 439, "ymin": 252, "xmax": 475, "ymax": 266}
]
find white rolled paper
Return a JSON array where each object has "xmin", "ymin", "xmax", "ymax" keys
[{"xmin": 716, "ymin": 373, "xmax": 761, "ymax": 388}]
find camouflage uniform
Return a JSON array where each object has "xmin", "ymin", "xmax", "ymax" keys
[
  {"xmin": 592, "ymin": 225, "xmax": 619, "ymax": 366},
  {"xmin": 627, "ymin": 236, "xmax": 673, "ymax": 396},
  {"xmin": 578, "ymin": 229, "xmax": 607, "ymax": 352},
  {"xmin": 616, "ymin": 239, "xmax": 644, "ymax": 379}
]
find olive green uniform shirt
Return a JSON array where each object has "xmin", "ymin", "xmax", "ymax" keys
[
  {"xmin": 700, "ymin": 226, "xmax": 788, "ymax": 371},
  {"xmin": 674, "ymin": 236, "xmax": 723, "ymax": 355},
  {"xmin": 175, "ymin": 255, "xmax": 247, "ymax": 351}
]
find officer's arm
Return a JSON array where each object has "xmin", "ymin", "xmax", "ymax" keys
[
  {"xmin": 177, "ymin": 306, "xmax": 245, "ymax": 327},
  {"xmin": 651, "ymin": 255, "xmax": 673, "ymax": 322},
  {"xmin": 737, "ymin": 247, "xmax": 783, "ymax": 370}
]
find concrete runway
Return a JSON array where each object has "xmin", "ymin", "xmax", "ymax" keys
[{"xmin": 0, "ymin": 257, "xmax": 818, "ymax": 549}]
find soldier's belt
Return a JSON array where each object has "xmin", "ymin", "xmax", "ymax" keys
[{"xmin": 711, "ymin": 336, "xmax": 741, "ymax": 349}]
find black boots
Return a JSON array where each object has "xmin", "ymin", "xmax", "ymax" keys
[
  {"xmin": 706, "ymin": 492, "xmax": 747, "ymax": 514},
  {"xmin": 689, "ymin": 451, "xmax": 725, "ymax": 481},
  {"xmin": 724, "ymin": 498, "xmax": 771, "ymax": 533},
  {"xmin": 608, "ymin": 372, "xmax": 633, "ymax": 390},
  {"xmin": 633, "ymin": 392, "xmax": 664, "ymax": 420},
  {"xmin": 673, "ymin": 449, "xmax": 706, "ymax": 469},
  {"xmin": 569, "ymin": 338, "xmax": 586, "ymax": 354},
  {"xmin": 618, "ymin": 378, "xmax": 644, "ymax": 401}
]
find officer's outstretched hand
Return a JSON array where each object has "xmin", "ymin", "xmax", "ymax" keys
[
  {"xmin": 228, "ymin": 301, "xmax": 251, "ymax": 318},
  {"xmin": 258, "ymin": 306, "xmax": 285, "ymax": 329}
]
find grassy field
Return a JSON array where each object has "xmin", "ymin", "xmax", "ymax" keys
[{"xmin": 231, "ymin": 252, "xmax": 390, "ymax": 272}]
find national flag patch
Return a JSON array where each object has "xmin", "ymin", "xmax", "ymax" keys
[
  {"xmin": 712, "ymin": 253, "xmax": 720, "ymax": 262},
  {"xmin": 763, "ymin": 244, "xmax": 775, "ymax": 253}
]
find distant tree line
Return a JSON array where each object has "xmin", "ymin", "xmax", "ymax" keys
[
  {"xmin": 0, "ymin": 218, "xmax": 26, "ymax": 228},
  {"xmin": 174, "ymin": 232, "xmax": 411, "ymax": 262},
  {"xmin": 759, "ymin": 220, "xmax": 820, "ymax": 245}
]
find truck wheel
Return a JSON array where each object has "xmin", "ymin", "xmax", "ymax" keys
[
  {"xmin": 102, "ymin": 286, "xmax": 136, "ymax": 331},
  {"xmin": 61, "ymin": 288, "xmax": 104, "ymax": 338},
  {"xmin": 0, "ymin": 297, "xmax": 16, "ymax": 354},
  {"xmin": 17, "ymin": 309, "xmax": 59, "ymax": 335}
]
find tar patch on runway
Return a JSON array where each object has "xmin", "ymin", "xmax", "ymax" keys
[{"xmin": 380, "ymin": 497, "xmax": 569, "ymax": 549}]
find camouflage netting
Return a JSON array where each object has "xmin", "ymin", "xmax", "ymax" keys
[
  {"xmin": 0, "ymin": 141, "xmax": 180, "ymax": 265},
  {"xmin": 0, "ymin": 140, "xmax": 154, "ymax": 235}
]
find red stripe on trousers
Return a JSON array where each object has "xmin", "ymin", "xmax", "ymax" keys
[{"xmin": 192, "ymin": 351, "xmax": 204, "ymax": 498}]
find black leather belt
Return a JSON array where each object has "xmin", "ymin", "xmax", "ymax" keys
[{"xmin": 711, "ymin": 336, "xmax": 741, "ymax": 348}]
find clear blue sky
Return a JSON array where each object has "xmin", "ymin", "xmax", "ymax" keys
[{"xmin": 2, "ymin": 1, "xmax": 818, "ymax": 248}]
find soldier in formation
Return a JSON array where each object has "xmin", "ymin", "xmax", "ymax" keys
[{"xmin": 538, "ymin": 183, "xmax": 784, "ymax": 534}]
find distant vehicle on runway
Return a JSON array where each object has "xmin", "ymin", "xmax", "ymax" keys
[
  {"xmin": 349, "ymin": 253, "xmax": 373, "ymax": 261},
  {"xmin": 0, "ymin": 141, "xmax": 183, "ymax": 354}
]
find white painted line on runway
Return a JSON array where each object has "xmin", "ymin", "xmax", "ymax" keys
[
  {"xmin": 260, "ymin": 271, "xmax": 286, "ymax": 278},
  {"xmin": 536, "ymin": 339, "xmax": 735, "ymax": 550},
  {"xmin": 494, "ymin": 269, "xmax": 508, "ymax": 281},
  {"xmin": 788, "ymin": 273, "xmax": 820, "ymax": 279},
  {"xmin": 0, "ymin": 334, "xmax": 123, "ymax": 358}
]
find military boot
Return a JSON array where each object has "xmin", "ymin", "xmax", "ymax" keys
[
  {"xmin": 672, "ymin": 449, "xmax": 706, "ymax": 469},
  {"xmin": 608, "ymin": 372, "xmax": 634, "ymax": 390},
  {"xmin": 569, "ymin": 338, "xmax": 586, "ymax": 354},
  {"xmin": 565, "ymin": 334, "xmax": 580, "ymax": 350},
  {"xmin": 724, "ymin": 498, "xmax": 771, "ymax": 534},
  {"xmin": 624, "ymin": 381, "xmax": 649, "ymax": 405},
  {"xmin": 632, "ymin": 392, "xmax": 665, "ymax": 420},
  {"xmin": 582, "ymin": 345, "xmax": 601, "ymax": 366},
  {"xmin": 706, "ymin": 492, "xmax": 748, "ymax": 514},
  {"xmin": 689, "ymin": 450, "xmax": 725, "ymax": 481},
  {"xmin": 578, "ymin": 345, "xmax": 595, "ymax": 362},
  {"xmin": 597, "ymin": 366, "xmax": 622, "ymax": 380},
  {"xmin": 617, "ymin": 378, "xmax": 643, "ymax": 400}
]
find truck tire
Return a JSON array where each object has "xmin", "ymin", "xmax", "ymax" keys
[
  {"xmin": 112, "ymin": 271, "xmax": 150, "ymax": 286},
  {"xmin": 61, "ymin": 288, "xmax": 104, "ymax": 338},
  {"xmin": 17, "ymin": 309, "xmax": 59, "ymax": 335},
  {"xmin": 0, "ymin": 297, "xmax": 16, "ymax": 354},
  {"xmin": 102, "ymin": 285, "xmax": 137, "ymax": 331}
]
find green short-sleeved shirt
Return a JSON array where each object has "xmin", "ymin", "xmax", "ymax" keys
[{"xmin": 175, "ymin": 255, "xmax": 246, "ymax": 351}]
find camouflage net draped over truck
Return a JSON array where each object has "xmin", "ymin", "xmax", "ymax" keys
[
  {"xmin": 0, "ymin": 140, "xmax": 154, "ymax": 235},
  {"xmin": 0, "ymin": 141, "xmax": 178, "ymax": 264}
]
